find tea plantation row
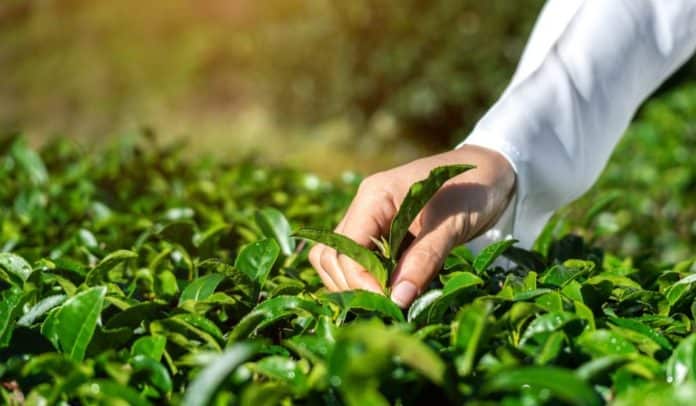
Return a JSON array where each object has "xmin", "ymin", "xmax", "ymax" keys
[{"xmin": 2, "ymin": 81, "xmax": 696, "ymax": 406}]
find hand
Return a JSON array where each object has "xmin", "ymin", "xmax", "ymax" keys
[{"xmin": 308, "ymin": 144, "xmax": 516, "ymax": 308}]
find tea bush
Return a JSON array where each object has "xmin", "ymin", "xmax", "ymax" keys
[{"xmin": 2, "ymin": 84, "xmax": 696, "ymax": 405}]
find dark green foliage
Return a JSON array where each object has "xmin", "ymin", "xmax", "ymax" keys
[{"xmin": 2, "ymin": 129, "xmax": 696, "ymax": 406}]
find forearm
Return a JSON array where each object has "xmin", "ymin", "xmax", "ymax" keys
[{"xmin": 463, "ymin": 0, "xmax": 696, "ymax": 250}]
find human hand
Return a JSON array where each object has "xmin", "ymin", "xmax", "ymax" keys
[{"xmin": 308, "ymin": 144, "xmax": 516, "ymax": 308}]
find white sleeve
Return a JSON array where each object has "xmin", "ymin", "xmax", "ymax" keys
[{"xmin": 463, "ymin": 0, "xmax": 696, "ymax": 253}]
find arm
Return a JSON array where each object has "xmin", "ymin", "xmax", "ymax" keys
[
  {"xmin": 464, "ymin": 0, "xmax": 696, "ymax": 251},
  {"xmin": 309, "ymin": 0, "xmax": 696, "ymax": 308}
]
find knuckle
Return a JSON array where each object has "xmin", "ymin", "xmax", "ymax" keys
[
  {"xmin": 408, "ymin": 245, "xmax": 444, "ymax": 268},
  {"xmin": 449, "ymin": 214, "xmax": 471, "ymax": 244},
  {"xmin": 357, "ymin": 176, "xmax": 377, "ymax": 194}
]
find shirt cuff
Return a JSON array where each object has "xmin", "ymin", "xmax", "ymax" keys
[{"xmin": 457, "ymin": 129, "xmax": 552, "ymax": 255}]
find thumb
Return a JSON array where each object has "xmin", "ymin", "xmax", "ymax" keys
[{"xmin": 389, "ymin": 221, "xmax": 458, "ymax": 308}]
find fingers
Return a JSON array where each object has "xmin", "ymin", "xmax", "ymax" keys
[
  {"xmin": 308, "ymin": 244, "xmax": 339, "ymax": 291},
  {"xmin": 389, "ymin": 219, "xmax": 459, "ymax": 308},
  {"xmin": 309, "ymin": 176, "xmax": 396, "ymax": 293},
  {"xmin": 332, "ymin": 188, "xmax": 393, "ymax": 293}
]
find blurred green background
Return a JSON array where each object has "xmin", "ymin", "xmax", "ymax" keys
[
  {"xmin": 1, "ymin": 0, "xmax": 546, "ymax": 174},
  {"xmin": 2, "ymin": 0, "xmax": 696, "ymax": 261}
]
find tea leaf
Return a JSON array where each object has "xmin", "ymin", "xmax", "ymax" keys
[
  {"xmin": 483, "ymin": 366, "xmax": 601, "ymax": 406},
  {"xmin": 256, "ymin": 208, "xmax": 296, "ymax": 256},
  {"xmin": 235, "ymin": 238, "xmax": 280, "ymax": 288},
  {"xmin": 41, "ymin": 286, "xmax": 106, "ymax": 361},
  {"xmin": 473, "ymin": 239, "xmax": 516, "ymax": 273},
  {"xmin": 179, "ymin": 274, "xmax": 226, "ymax": 305},
  {"xmin": 388, "ymin": 164, "xmax": 475, "ymax": 257},
  {"xmin": 183, "ymin": 343, "xmax": 258, "ymax": 406},
  {"xmin": 295, "ymin": 228, "xmax": 388, "ymax": 289}
]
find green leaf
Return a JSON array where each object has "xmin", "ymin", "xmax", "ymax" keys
[
  {"xmin": 78, "ymin": 379, "xmax": 152, "ymax": 406},
  {"xmin": 535, "ymin": 331, "xmax": 566, "ymax": 365},
  {"xmin": 331, "ymin": 320, "xmax": 445, "ymax": 386},
  {"xmin": 666, "ymin": 334, "xmax": 696, "ymax": 385},
  {"xmin": 483, "ymin": 366, "xmax": 601, "ymax": 406},
  {"xmin": 130, "ymin": 354, "xmax": 173, "ymax": 394},
  {"xmin": 407, "ymin": 290, "xmax": 442, "ymax": 323},
  {"xmin": 613, "ymin": 382, "xmax": 696, "ymax": 406},
  {"xmin": 179, "ymin": 273, "xmax": 226, "ymax": 306},
  {"xmin": 0, "ymin": 253, "xmax": 33, "ymax": 286},
  {"xmin": 11, "ymin": 138, "xmax": 48, "ymax": 185},
  {"xmin": 41, "ymin": 286, "xmax": 106, "ymax": 361},
  {"xmin": 105, "ymin": 302, "xmax": 168, "ymax": 329},
  {"xmin": 388, "ymin": 164, "xmax": 475, "ymax": 257},
  {"xmin": 235, "ymin": 238, "xmax": 280, "ymax": 288},
  {"xmin": 473, "ymin": 239, "xmax": 517, "ymax": 274},
  {"xmin": 521, "ymin": 312, "xmax": 579, "ymax": 344},
  {"xmin": 85, "ymin": 250, "xmax": 138, "ymax": 285},
  {"xmin": 577, "ymin": 329, "xmax": 637, "ymax": 357},
  {"xmin": 131, "ymin": 335, "xmax": 167, "ymax": 361},
  {"xmin": 251, "ymin": 356, "xmax": 309, "ymax": 395},
  {"xmin": 256, "ymin": 208, "xmax": 296, "ymax": 256},
  {"xmin": 665, "ymin": 273, "xmax": 696, "ymax": 307},
  {"xmin": 228, "ymin": 295, "xmax": 330, "ymax": 342},
  {"xmin": 17, "ymin": 294, "xmax": 66, "ymax": 327},
  {"xmin": 240, "ymin": 383, "xmax": 292, "ymax": 406},
  {"xmin": 444, "ymin": 245, "xmax": 474, "ymax": 271},
  {"xmin": 294, "ymin": 228, "xmax": 388, "ymax": 289},
  {"xmin": 0, "ymin": 287, "xmax": 24, "ymax": 347},
  {"xmin": 183, "ymin": 343, "xmax": 258, "ymax": 406},
  {"xmin": 609, "ymin": 317, "xmax": 673, "ymax": 351},
  {"xmin": 411, "ymin": 272, "xmax": 483, "ymax": 324},
  {"xmin": 453, "ymin": 301, "xmax": 493, "ymax": 376},
  {"xmin": 324, "ymin": 290, "xmax": 404, "ymax": 322},
  {"xmin": 442, "ymin": 271, "xmax": 483, "ymax": 295},
  {"xmin": 540, "ymin": 260, "xmax": 594, "ymax": 287}
]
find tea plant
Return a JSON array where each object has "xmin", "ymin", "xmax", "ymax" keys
[
  {"xmin": 2, "ymin": 135, "xmax": 696, "ymax": 405},
  {"xmin": 296, "ymin": 164, "xmax": 474, "ymax": 290}
]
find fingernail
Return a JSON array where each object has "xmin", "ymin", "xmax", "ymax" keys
[{"xmin": 390, "ymin": 281, "xmax": 418, "ymax": 308}]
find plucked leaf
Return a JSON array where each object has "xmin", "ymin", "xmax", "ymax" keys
[
  {"xmin": 294, "ymin": 228, "xmax": 388, "ymax": 289},
  {"xmin": 388, "ymin": 164, "xmax": 475, "ymax": 257}
]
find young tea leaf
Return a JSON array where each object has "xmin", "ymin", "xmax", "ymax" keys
[
  {"xmin": 0, "ymin": 287, "xmax": 24, "ymax": 347},
  {"xmin": 294, "ymin": 228, "xmax": 388, "ymax": 289},
  {"xmin": 388, "ymin": 164, "xmax": 475, "ymax": 258},
  {"xmin": 182, "ymin": 343, "xmax": 258, "ymax": 406},
  {"xmin": 178, "ymin": 274, "xmax": 226, "ymax": 306},
  {"xmin": 473, "ymin": 239, "xmax": 517, "ymax": 274},
  {"xmin": 256, "ymin": 208, "xmax": 296, "ymax": 256},
  {"xmin": 453, "ymin": 300, "xmax": 493, "ymax": 376},
  {"xmin": 235, "ymin": 238, "xmax": 280, "ymax": 289},
  {"xmin": 0, "ymin": 253, "xmax": 34, "ymax": 286},
  {"xmin": 324, "ymin": 290, "xmax": 405, "ymax": 323},
  {"xmin": 41, "ymin": 286, "xmax": 106, "ymax": 361}
]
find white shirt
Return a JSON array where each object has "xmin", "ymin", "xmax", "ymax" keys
[{"xmin": 463, "ymin": 0, "xmax": 696, "ymax": 253}]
